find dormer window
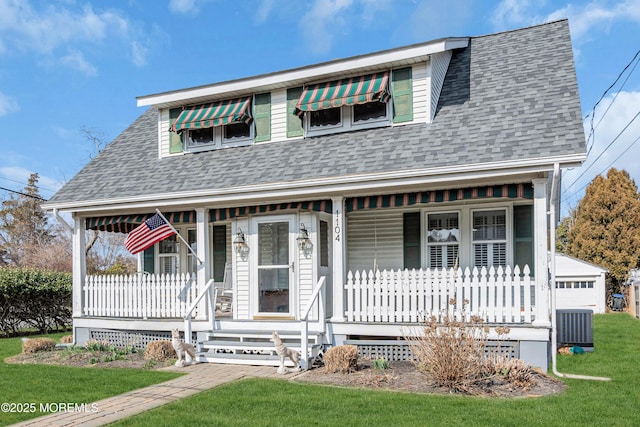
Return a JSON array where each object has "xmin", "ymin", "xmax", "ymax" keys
[
  {"xmin": 170, "ymin": 96, "xmax": 254, "ymax": 152},
  {"xmin": 295, "ymin": 72, "xmax": 391, "ymax": 137}
]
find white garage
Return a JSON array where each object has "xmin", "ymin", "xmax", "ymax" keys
[{"xmin": 555, "ymin": 253, "xmax": 607, "ymax": 314}]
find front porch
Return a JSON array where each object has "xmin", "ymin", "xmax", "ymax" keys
[{"xmin": 73, "ymin": 263, "xmax": 550, "ymax": 369}]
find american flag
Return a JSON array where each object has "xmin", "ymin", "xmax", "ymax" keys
[{"xmin": 124, "ymin": 213, "xmax": 176, "ymax": 254}]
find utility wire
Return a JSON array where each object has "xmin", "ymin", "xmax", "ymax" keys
[
  {"xmin": 583, "ymin": 48, "xmax": 640, "ymax": 154},
  {"xmin": 564, "ymin": 132, "xmax": 640, "ymax": 201},
  {"xmin": 0, "ymin": 186, "xmax": 48, "ymax": 201},
  {"xmin": 0, "ymin": 176, "xmax": 57, "ymax": 194},
  {"xmin": 562, "ymin": 109, "xmax": 640, "ymax": 196}
]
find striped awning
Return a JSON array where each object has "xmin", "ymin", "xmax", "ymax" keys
[
  {"xmin": 86, "ymin": 211, "xmax": 195, "ymax": 233},
  {"xmin": 346, "ymin": 184, "xmax": 534, "ymax": 212},
  {"xmin": 170, "ymin": 97, "xmax": 252, "ymax": 132},
  {"xmin": 294, "ymin": 72, "xmax": 390, "ymax": 117},
  {"xmin": 210, "ymin": 200, "xmax": 332, "ymax": 221}
]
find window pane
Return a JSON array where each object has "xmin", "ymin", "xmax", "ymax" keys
[
  {"xmin": 320, "ymin": 220, "xmax": 329, "ymax": 267},
  {"xmin": 258, "ymin": 269, "xmax": 289, "ymax": 312},
  {"xmin": 310, "ymin": 107, "xmax": 341, "ymax": 127},
  {"xmin": 428, "ymin": 212, "xmax": 459, "ymax": 242},
  {"xmin": 224, "ymin": 122, "xmax": 250, "ymax": 140},
  {"xmin": 474, "ymin": 243, "xmax": 488, "ymax": 266},
  {"xmin": 189, "ymin": 128, "xmax": 214, "ymax": 145},
  {"xmin": 159, "ymin": 235, "xmax": 178, "ymax": 254},
  {"xmin": 159, "ymin": 256, "xmax": 177, "ymax": 274},
  {"xmin": 493, "ymin": 243, "xmax": 507, "ymax": 266},
  {"xmin": 473, "ymin": 210, "xmax": 506, "ymax": 241},
  {"xmin": 258, "ymin": 222, "xmax": 289, "ymax": 266},
  {"xmin": 354, "ymin": 101, "xmax": 387, "ymax": 122}
]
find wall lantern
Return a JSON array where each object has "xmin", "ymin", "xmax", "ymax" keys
[
  {"xmin": 233, "ymin": 228, "xmax": 249, "ymax": 255},
  {"xmin": 297, "ymin": 223, "xmax": 312, "ymax": 251}
]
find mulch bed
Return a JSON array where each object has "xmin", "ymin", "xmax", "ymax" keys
[{"xmin": 293, "ymin": 360, "xmax": 566, "ymax": 397}]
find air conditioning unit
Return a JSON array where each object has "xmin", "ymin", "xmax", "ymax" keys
[{"xmin": 557, "ymin": 309, "xmax": 594, "ymax": 351}]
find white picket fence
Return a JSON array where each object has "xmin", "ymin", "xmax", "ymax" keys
[
  {"xmin": 345, "ymin": 265, "xmax": 535, "ymax": 324},
  {"xmin": 83, "ymin": 273, "xmax": 198, "ymax": 318}
]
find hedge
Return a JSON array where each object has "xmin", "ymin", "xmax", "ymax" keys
[{"xmin": 0, "ymin": 268, "xmax": 72, "ymax": 336}]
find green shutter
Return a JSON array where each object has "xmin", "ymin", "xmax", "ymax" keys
[
  {"xmin": 254, "ymin": 93, "xmax": 271, "ymax": 142},
  {"xmin": 403, "ymin": 212, "xmax": 421, "ymax": 269},
  {"xmin": 143, "ymin": 247, "xmax": 155, "ymax": 274},
  {"xmin": 169, "ymin": 108, "xmax": 183, "ymax": 154},
  {"xmin": 514, "ymin": 205, "xmax": 534, "ymax": 275},
  {"xmin": 287, "ymin": 87, "xmax": 304, "ymax": 138},
  {"xmin": 392, "ymin": 67, "xmax": 413, "ymax": 123},
  {"xmin": 212, "ymin": 225, "xmax": 227, "ymax": 282}
]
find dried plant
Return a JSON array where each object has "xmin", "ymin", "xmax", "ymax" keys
[
  {"xmin": 22, "ymin": 337, "xmax": 56, "ymax": 354},
  {"xmin": 144, "ymin": 340, "xmax": 175, "ymax": 362},
  {"xmin": 60, "ymin": 335, "xmax": 73, "ymax": 344},
  {"xmin": 323, "ymin": 345, "xmax": 359, "ymax": 373}
]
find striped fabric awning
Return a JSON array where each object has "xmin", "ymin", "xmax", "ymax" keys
[
  {"xmin": 346, "ymin": 184, "xmax": 534, "ymax": 212},
  {"xmin": 294, "ymin": 72, "xmax": 390, "ymax": 117},
  {"xmin": 210, "ymin": 200, "xmax": 332, "ymax": 221},
  {"xmin": 170, "ymin": 97, "xmax": 252, "ymax": 132},
  {"xmin": 86, "ymin": 211, "xmax": 195, "ymax": 233}
]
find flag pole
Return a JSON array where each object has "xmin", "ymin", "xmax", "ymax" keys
[{"xmin": 155, "ymin": 209, "xmax": 203, "ymax": 264}]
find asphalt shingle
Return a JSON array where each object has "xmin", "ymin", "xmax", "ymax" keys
[{"xmin": 47, "ymin": 20, "xmax": 585, "ymax": 207}]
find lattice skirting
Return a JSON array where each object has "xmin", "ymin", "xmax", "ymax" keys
[
  {"xmin": 89, "ymin": 329, "xmax": 197, "ymax": 349},
  {"xmin": 345, "ymin": 340, "xmax": 520, "ymax": 361}
]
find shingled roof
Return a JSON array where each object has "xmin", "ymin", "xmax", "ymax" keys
[{"xmin": 46, "ymin": 20, "xmax": 585, "ymax": 209}]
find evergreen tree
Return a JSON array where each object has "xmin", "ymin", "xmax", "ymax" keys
[
  {"xmin": 565, "ymin": 168, "xmax": 640, "ymax": 293},
  {"xmin": 0, "ymin": 173, "xmax": 53, "ymax": 266}
]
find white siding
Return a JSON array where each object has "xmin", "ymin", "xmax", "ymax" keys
[
  {"xmin": 412, "ymin": 62, "xmax": 429, "ymax": 123},
  {"xmin": 158, "ymin": 108, "xmax": 170, "ymax": 159},
  {"xmin": 298, "ymin": 212, "xmax": 314, "ymax": 319},
  {"xmin": 234, "ymin": 218, "xmax": 250, "ymax": 319},
  {"xmin": 270, "ymin": 89, "xmax": 289, "ymax": 142},
  {"xmin": 430, "ymin": 51, "xmax": 452, "ymax": 121},
  {"xmin": 347, "ymin": 210, "xmax": 404, "ymax": 272}
]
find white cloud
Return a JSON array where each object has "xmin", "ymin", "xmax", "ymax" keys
[
  {"xmin": 0, "ymin": 166, "xmax": 64, "ymax": 196},
  {"xmin": 60, "ymin": 51, "xmax": 98, "ymax": 76},
  {"xmin": 562, "ymin": 91, "xmax": 640, "ymax": 209},
  {"xmin": 300, "ymin": 0, "xmax": 354, "ymax": 55},
  {"xmin": 0, "ymin": 0, "xmax": 150, "ymax": 72},
  {"xmin": 168, "ymin": 0, "xmax": 199, "ymax": 15},
  {"xmin": 491, "ymin": 1, "xmax": 640, "ymax": 44},
  {"xmin": 255, "ymin": 0, "xmax": 275, "ymax": 23},
  {"xmin": 0, "ymin": 91, "xmax": 18, "ymax": 116},
  {"xmin": 131, "ymin": 41, "xmax": 148, "ymax": 67}
]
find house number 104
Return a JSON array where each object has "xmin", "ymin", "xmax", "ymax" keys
[{"xmin": 334, "ymin": 209, "xmax": 341, "ymax": 241}]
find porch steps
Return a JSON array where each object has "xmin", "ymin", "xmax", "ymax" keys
[{"xmin": 196, "ymin": 329, "xmax": 325, "ymax": 367}]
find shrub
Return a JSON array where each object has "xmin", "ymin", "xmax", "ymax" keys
[
  {"xmin": 144, "ymin": 340, "xmax": 175, "ymax": 361},
  {"xmin": 0, "ymin": 267, "xmax": 72, "ymax": 336},
  {"xmin": 373, "ymin": 357, "xmax": 390, "ymax": 371},
  {"xmin": 405, "ymin": 313, "xmax": 490, "ymax": 393},
  {"xmin": 323, "ymin": 345, "xmax": 359, "ymax": 373},
  {"xmin": 60, "ymin": 335, "xmax": 74, "ymax": 344},
  {"xmin": 22, "ymin": 337, "xmax": 56, "ymax": 353}
]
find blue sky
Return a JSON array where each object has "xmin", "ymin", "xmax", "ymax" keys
[{"xmin": 0, "ymin": 0, "xmax": 639, "ymax": 217}]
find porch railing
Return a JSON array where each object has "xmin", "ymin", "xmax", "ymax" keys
[
  {"xmin": 83, "ymin": 273, "xmax": 198, "ymax": 319},
  {"xmin": 346, "ymin": 265, "xmax": 534, "ymax": 324}
]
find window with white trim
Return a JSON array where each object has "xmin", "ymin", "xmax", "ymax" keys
[
  {"xmin": 158, "ymin": 234, "xmax": 179, "ymax": 274},
  {"xmin": 305, "ymin": 101, "xmax": 391, "ymax": 136},
  {"xmin": 472, "ymin": 209, "xmax": 507, "ymax": 267},
  {"xmin": 426, "ymin": 212, "xmax": 459, "ymax": 269},
  {"xmin": 185, "ymin": 123, "xmax": 252, "ymax": 152}
]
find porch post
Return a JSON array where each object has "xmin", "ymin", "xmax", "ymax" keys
[
  {"xmin": 72, "ymin": 215, "xmax": 86, "ymax": 318},
  {"xmin": 331, "ymin": 196, "xmax": 346, "ymax": 322},
  {"xmin": 532, "ymin": 178, "xmax": 551, "ymax": 327},
  {"xmin": 196, "ymin": 208, "xmax": 211, "ymax": 321}
]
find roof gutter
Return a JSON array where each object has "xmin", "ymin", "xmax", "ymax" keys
[
  {"xmin": 43, "ymin": 154, "xmax": 585, "ymax": 213},
  {"xmin": 549, "ymin": 162, "xmax": 610, "ymax": 381},
  {"xmin": 53, "ymin": 208, "xmax": 73, "ymax": 233}
]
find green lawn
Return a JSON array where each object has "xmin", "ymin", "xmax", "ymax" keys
[
  {"xmin": 111, "ymin": 314, "xmax": 640, "ymax": 427},
  {"xmin": 0, "ymin": 333, "xmax": 181, "ymax": 426}
]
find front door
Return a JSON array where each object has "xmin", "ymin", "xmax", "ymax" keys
[{"xmin": 254, "ymin": 216, "xmax": 295, "ymax": 317}]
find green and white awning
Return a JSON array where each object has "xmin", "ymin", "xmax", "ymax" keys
[
  {"xmin": 346, "ymin": 184, "xmax": 534, "ymax": 212},
  {"xmin": 170, "ymin": 97, "xmax": 252, "ymax": 132},
  {"xmin": 294, "ymin": 72, "xmax": 390, "ymax": 117},
  {"xmin": 86, "ymin": 211, "xmax": 195, "ymax": 233}
]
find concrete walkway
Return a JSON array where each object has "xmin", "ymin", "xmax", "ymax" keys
[{"xmin": 10, "ymin": 363, "xmax": 287, "ymax": 427}]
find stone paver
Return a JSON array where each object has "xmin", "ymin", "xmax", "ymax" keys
[{"xmin": 9, "ymin": 363, "xmax": 286, "ymax": 427}]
